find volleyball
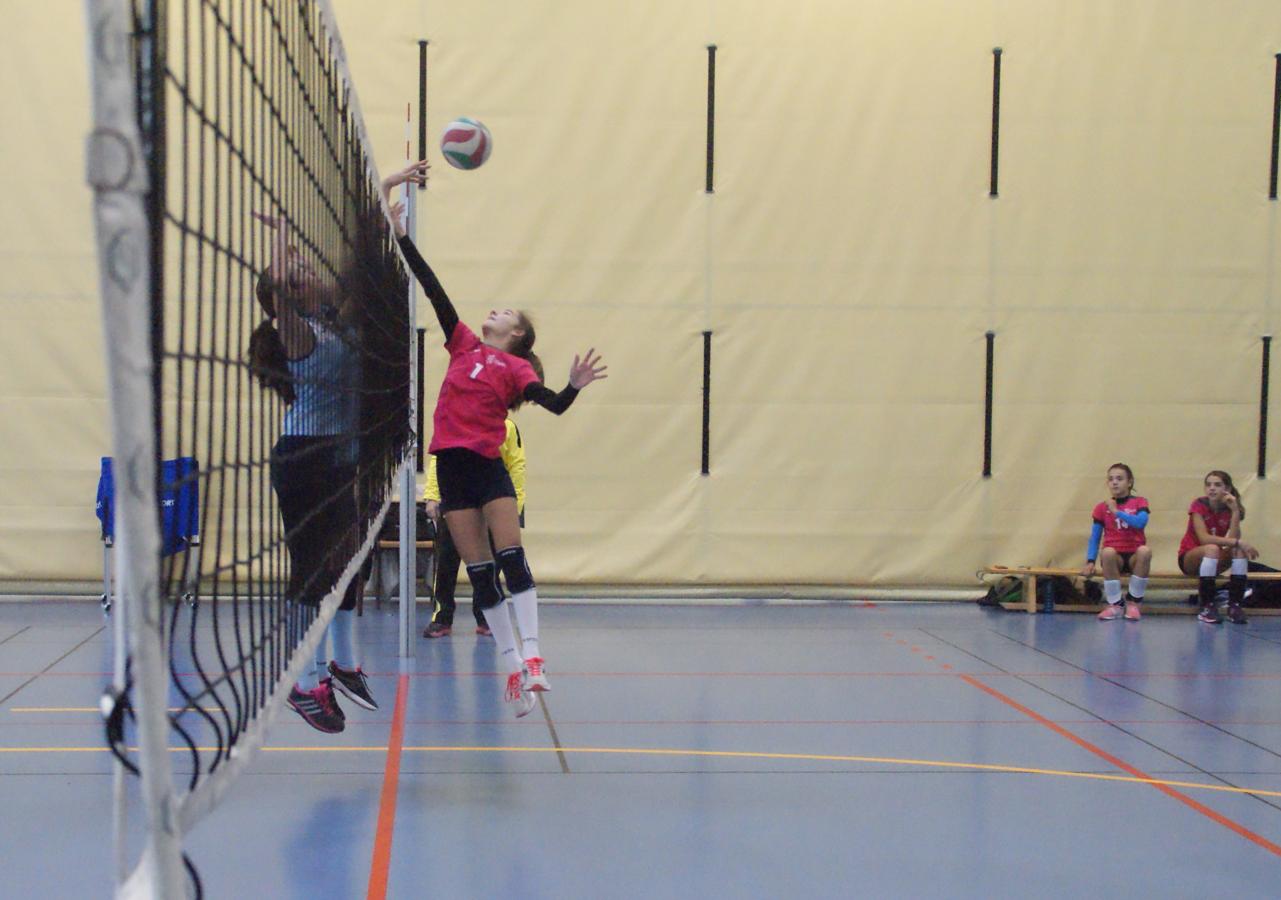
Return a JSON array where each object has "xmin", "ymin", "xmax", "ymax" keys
[{"xmin": 440, "ymin": 117, "xmax": 492, "ymax": 170}]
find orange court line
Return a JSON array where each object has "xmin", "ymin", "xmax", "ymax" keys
[
  {"xmin": 366, "ymin": 673, "xmax": 409, "ymax": 900},
  {"xmin": 959, "ymin": 673, "xmax": 1281, "ymax": 858}
]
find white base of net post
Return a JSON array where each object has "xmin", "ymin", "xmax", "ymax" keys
[
  {"xmin": 398, "ymin": 185, "xmax": 419, "ymax": 658},
  {"xmin": 398, "ymin": 462, "xmax": 417, "ymax": 656}
]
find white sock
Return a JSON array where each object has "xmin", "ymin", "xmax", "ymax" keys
[
  {"xmin": 1128, "ymin": 576, "xmax": 1147, "ymax": 600},
  {"xmin": 1231, "ymin": 557, "xmax": 1248, "ymax": 576},
  {"xmin": 482, "ymin": 601, "xmax": 524, "ymax": 674},
  {"xmin": 510, "ymin": 587, "xmax": 540, "ymax": 660},
  {"xmin": 1104, "ymin": 580, "xmax": 1122, "ymax": 605},
  {"xmin": 1200, "ymin": 556, "xmax": 1219, "ymax": 577},
  {"xmin": 331, "ymin": 609, "xmax": 355, "ymax": 669}
]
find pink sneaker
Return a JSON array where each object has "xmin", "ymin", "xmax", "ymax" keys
[
  {"xmin": 1097, "ymin": 604, "xmax": 1124, "ymax": 621},
  {"xmin": 1124, "ymin": 600, "xmax": 1142, "ymax": 621},
  {"xmin": 505, "ymin": 671, "xmax": 535, "ymax": 718},
  {"xmin": 523, "ymin": 656, "xmax": 551, "ymax": 692}
]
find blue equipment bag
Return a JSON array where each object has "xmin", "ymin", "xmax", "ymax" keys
[{"xmin": 96, "ymin": 456, "xmax": 200, "ymax": 557}]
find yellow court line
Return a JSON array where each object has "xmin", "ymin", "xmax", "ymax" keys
[
  {"xmin": 1, "ymin": 743, "xmax": 1279, "ymax": 800},
  {"xmin": 10, "ymin": 707, "xmax": 225, "ymax": 714}
]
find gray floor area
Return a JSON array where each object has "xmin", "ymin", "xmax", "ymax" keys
[{"xmin": 2, "ymin": 599, "xmax": 1281, "ymax": 898}]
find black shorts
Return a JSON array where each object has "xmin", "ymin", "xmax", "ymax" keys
[
  {"xmin": 434, "ymin": 447, "xmax": 516, "ymax": 513},
  {"xmin": 271, "ymin": 436, "xmax": 360, "ymax": 610}
]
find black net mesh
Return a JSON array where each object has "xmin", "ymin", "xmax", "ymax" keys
[{"xmin": 118, "ymin": 0, "xmax": 410, "ymax": 827}]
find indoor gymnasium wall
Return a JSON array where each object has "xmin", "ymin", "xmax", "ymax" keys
[{"xmin": 4, "ymin": 1, "xmax": 1280, "ymax": 587}]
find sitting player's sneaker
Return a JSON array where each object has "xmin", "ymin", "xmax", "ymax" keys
[
  {"xmin": 505, "ymin": 671, "xmax": 536, "ymax": 718},
  {"xmin": 423, "ymin": 621, "xmax": 452, "ymax": 639},
  {"xmin": 1097, "ymin": 604, "xmax": 1124, "ymax": 621},
  {"xmin": 523, "ymin": 656, "xmax": 551, "ymax": 692},
  {"xmin": 1123, "ymin": 600, "xmax": 1142, "ymax": 621},
  {"xmin": 1226, "ymin": 603, "xmax": 1248, "ymax": 625},
  {"xmin": 1197, "ymin": 604, "xmax": 1222, "ymax": 625},
  {"xmin": 474, "ymin": 622, "xmax": 492, "ymax": 637},
  {"xmin": 287, "ymin": 681, "xmax": 345, "ymax": 733},
  {"xmin": 328, "ymin": 662, "xmax": 378, "ymax": 711}
]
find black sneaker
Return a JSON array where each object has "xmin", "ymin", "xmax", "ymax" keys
[
  {"xmin": 1226, "ymin": 604, "xmax": 1248, "ymax": 625},
  {"xmin": 1197, "ymin": 605, "xmax": 1222, "ymax": 625},
  {"xmin": 328, "ymin": 662, "xmax": 379, "ymax": 711},
  {"xmin": 423, "ymin": 621, "xmax": 452, "ymax": 639},
  {"xmin": 287, "ymin": 681, "xmax": 345, "ymax": 733}
]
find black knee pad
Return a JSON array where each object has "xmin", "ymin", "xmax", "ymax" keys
[
  {"xmin": 495, "ymin": 546, "xmax": 535, "ymax": 595},
  {"xmin": 466, "ymin": 561, "xmax": 504, "ymax": 610}
]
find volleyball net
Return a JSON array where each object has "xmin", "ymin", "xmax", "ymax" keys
[{"xmin": 84, "ymin": 0, "xmax": 411, "ymax": 895}]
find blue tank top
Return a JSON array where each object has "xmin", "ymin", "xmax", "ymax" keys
[{"xmin": 282, "ymin": 319, "xmax": 358, "ymax": 459}]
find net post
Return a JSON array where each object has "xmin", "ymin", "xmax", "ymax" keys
[
  {"xmin": 399, "ymin": 184, "xmax": 419, "ymax": 657},
  {"xmin": 83, "ymin": 0, "xmax": 185, "ymax": 895}
]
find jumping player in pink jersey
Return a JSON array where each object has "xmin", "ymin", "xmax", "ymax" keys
[
  {"xmin": 1178, "ymin": 470, "xmax": 1258, "ymax": 625},
  {"xmin": 382, "ymin": 161, "xmax": 607, "ymax": 716},
  {"xmin": 1081, "ymin": 463, "xmax": 1151, "ymax": 621}
]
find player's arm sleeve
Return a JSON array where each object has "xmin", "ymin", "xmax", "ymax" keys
[
  {"xmin": 397, "ymin": 235, "xmax": 459, "ymax": 341},
  {"xmin": 523, "ymin": 381, "xmax": 579, "ymax": 415},
  {"xmin": 1116, "ymin": 509, "xmax": 1149, "ymax": 529},
  {"xmin": 500, "ymin": 421, "xmax": 526, "ymax": 514},
  {"xmin": 422, "ymin": 453, "xmax": 440, "ymax": 502},
  {"xmin": 1086, "ymin": 522, "xmax": 1103, "ymax": 562}
]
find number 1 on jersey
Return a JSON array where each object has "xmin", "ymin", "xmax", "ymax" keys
[{"xmin": 469, "ymin": 362, "xmax": 483, "ymax": 380}]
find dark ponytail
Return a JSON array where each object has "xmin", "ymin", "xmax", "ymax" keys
[
  {"xmin": 1206, "ymin": 470, "xmax": 1244, "ymax": 520},
  {"xmin": 508, "ymin": 310, "xmax": 543, "ymax": 410},
  {"xmin": 248, "ymin": 275, "xmax": 296, "ymax": 404}
]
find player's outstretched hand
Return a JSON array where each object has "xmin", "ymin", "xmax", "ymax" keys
[
  {"xmin": 568, "ymin": 349, "xmax": 608, "ymax": 390},
  {"xmin": 382, "ymin": 159, "xmax": 429, "ymax": 195},
  {"xmin": 388, "ymin": 200, "xmax": 407, "ymax": 238}
]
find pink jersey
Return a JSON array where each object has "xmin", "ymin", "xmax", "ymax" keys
[
  {"xmin": 429, "ymin": 322, "xmax": 540, "ymax": 458},
  {"xmin": 1092, "ymin": 495, "xmax": 1149, "ymax": 553},
  {"xmin": 1178, "ymin": 497, "xmax": 1234, "ymax": 557}
]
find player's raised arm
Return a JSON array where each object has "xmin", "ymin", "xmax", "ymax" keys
[{"xmin": 380, "ymin": 161, "xmax": 460, "ymax": 341}]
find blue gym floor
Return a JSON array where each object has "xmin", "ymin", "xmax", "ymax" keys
[{"xmin": 3, "ymin": 599, "xmax": 1281, "ymax": 898}]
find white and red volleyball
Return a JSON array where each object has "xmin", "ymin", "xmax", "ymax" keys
[{"xmin": 440, "ymin": 117, "xmax": 492, "ymax": 170}]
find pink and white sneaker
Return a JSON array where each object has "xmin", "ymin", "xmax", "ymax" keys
[
  {"xmin": 1123, "ymin": 600, "xmax": 1142, "ymax": 621},
  {"xmin": 523, "ymin": 656, "xmax": 551, "ymax": 692},
  {"xmin": 505, "ymin": 671, "xmax": 536, "ymax": 718},
  {"xmin": 1097, "ymin": 604, "xmax": 1124, "ymax": 621}
]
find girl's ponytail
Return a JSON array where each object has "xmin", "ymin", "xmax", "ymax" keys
[{"xmin": 248, "ymin": 276, "xmax": 296, "ymax": 404}]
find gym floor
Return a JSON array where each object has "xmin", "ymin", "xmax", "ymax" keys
[{"xmin": 3, "ymin": 599, "xmax": 1280, "ymax": 898}]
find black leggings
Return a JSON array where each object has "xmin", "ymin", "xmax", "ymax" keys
[{"xmin": 271, "ymin": 436, "xmax": 359, "ymax": 611}]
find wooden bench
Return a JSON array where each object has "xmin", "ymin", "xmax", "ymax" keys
[
  {"xmin": 365, "ymin": 539, "xmax": 435, "ymax": 610},
  {"xmin": 983, "ymin": 565, "xmax": 1281, "ymax": 615}
]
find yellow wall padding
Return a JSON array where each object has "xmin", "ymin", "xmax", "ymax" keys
[{"xmin": 7, "ymin": 0, "xmax": 1281, "ymax": 585}]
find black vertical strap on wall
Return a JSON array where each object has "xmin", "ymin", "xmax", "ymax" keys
[
  {"xmin": 1260, "ymin": 336, "xmax": 1272, "ymax": 478},
  {"xmin": 705, "ymin": 45, "xmax": 717, "ymax": 194},
  {"xmin": 983, "ymin": 331, "xmax": 995, "ymax": 477},
  {"xmin": 701, "ymin": 331, "xmax": 712, "ymax": 475},
  {"xmin": 1270, "ymin": 54, "xmax": 1280, "ymax": 200},
  {"xmin": 990, "ymin": 48, "xmax": 1002, "ymax": 198},
  {"xmin": 416, "ymin": 327, "xmax": 426, "ymax": 473},
  {"xmin": 417, "ymin": 40, "xmax": 429, "ymax": 181}
]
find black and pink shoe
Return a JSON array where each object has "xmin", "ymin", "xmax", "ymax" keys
[
  {"xmin": 287, "ymin": 680, "xmax": 345, "ymax": 733},
  {"xmin": 328, "ymin": 662, "xmax": 378, "ymax": 711}
]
